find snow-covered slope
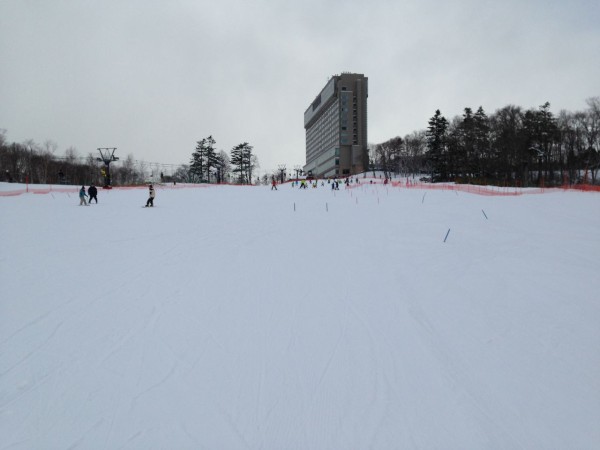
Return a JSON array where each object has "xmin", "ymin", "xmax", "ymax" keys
[{"xmin": 1, "ymin": 181, "xmax": 599, "ymax": 449}]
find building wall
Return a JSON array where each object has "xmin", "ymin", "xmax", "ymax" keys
[
  {"xmin": 304, "ymin": 73, "xmax": 368, "ymax": 178},
  {"xmin": 305, "ymin": 98, "xmax": 339, "ymax": 167}
]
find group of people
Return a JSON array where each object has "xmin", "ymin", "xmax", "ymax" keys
[
  {"xmin": 287, "ymin": 177, "xmax": 358, "ymax": 190},
  {"xmin": 78, "ymin": 184, "xmax": 155, "ymax": 206},
  {"xmin": 78, "ymin": 185, "xmax": 98, "ymax": 206}
]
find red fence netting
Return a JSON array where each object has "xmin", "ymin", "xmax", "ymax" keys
[{"xmin": 1, "ymin": 181, "xmax": 598, "ymax": 197}]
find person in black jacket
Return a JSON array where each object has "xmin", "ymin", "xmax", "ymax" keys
[{"xmin": 88, "ymin": 185, "xmax": 98, "ymax": 204}]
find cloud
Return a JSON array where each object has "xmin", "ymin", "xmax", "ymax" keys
[{"xmin": 1, "ymin": 0, "xmax": 598, "ymax": 174}]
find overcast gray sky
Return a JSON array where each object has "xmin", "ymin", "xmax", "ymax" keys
[{"xmin": 1, "ymin": 0, "xmax": 599, "ymax": 175}]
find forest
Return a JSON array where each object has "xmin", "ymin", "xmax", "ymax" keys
[{"xmin": 371, "ymin": 98, "xmax": 600, "ymax": 186}]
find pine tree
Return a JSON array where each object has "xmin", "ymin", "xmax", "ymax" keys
[
  {"xmin": 490, "ymin": 105, "xmax": 527, "ymax": 184},
  {"xmin": 190, "ymin": 139, "xmax": 206, "ymax": 182},
  {"xmin": 190, "ymin": 136, "xmax": 218, "ymax": 183},
  {"xmin": 214, "ymin": 151, "xmax": 229, "ymax": 184},
  {"xmin": 230, "ymin": 144, "xmax": 243, "ymax": 184},
  {"xmin": 202, "ymin": 136, "xmax": 217, "ymax": 183},
  {"xmin": 473, "ymin": 106, "xmax": 490, "ymax": 179},
  {"xmin": 231, "ymin": 142, "xmax": 253, "ymax": 184},
  {"xmin": 426, "ymin": 110, "xmax": 449, "ymax": 181},
  {"xmin": 523, "ymin": 102, "xmax": 559, "ymax": 184},
  {"xmin": 458, "ymin": 107, "xmax": 475, "ymax": 179}
]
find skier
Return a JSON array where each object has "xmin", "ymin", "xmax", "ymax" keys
[
  {"xmin": 79, "ymin": 186, "xmax": 88, "ymax": 206},
  {"xmin": 88, "ymin": 184, "xmax": 98, "ymax": 204},
  {"xmin": 271, "ymin": 178, "xmax": 278, "ymax": 190},
  {"xmin": 145, "ymin": 184, "xmax": 155, "ymax": 207}
]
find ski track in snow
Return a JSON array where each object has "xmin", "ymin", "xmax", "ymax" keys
[{"xmin": 1, "ymin": 182, "xmax": 599, "ymax": 449}]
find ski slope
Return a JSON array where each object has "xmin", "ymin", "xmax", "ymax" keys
[{"xmin": 1, "ymin": 180, "xmax": 599, "ymax": 449}]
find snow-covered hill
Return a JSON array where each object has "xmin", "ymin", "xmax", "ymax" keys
[{"xmin": 1, "ymin": 181, "xmax": 599, "ymax": 449}]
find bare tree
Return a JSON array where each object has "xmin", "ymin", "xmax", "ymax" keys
[
  {"xmin": 21, "ymin": 139, "xmax": 39, "ymax": 183},
  {"xmin": 122, "ymin": 154, "xmax": 137, "ymax": 185},
  {"xmin": 403, "ymin": 131, "xmax": 427, "ymax": 178},
  {"xmin": 137, "ymin": 160, "xmax": 148, "ymax": 183},
  {"xmin": 173, "ymin": 164, "xmax": 193, "ymax": 183},
  {"xmin": 583, "ymin": 97, "xmax": 600, "ymax": 182},
  {"xmin": 65, "ymin": 146, "xmax": 78, "ymax": 165},
  {"xmin": 250, "ymin": 154, "xmax": 259, "ymax": 183}
]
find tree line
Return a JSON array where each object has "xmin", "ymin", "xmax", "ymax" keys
[
  {"xmin": 371, "ymin": 97, "xmax": 600, "ymax": 186},
  {"xmin": 0, "ymin": 132, "xmax": 150, "ymax": 186},
  {"xmin": 0, "ymin": 130, "xmax": 262, "ymax": 186}
]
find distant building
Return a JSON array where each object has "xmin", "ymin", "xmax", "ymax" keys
[{"xmin": 303, "ymin": 73, "xmax": 368, "ymax": 178}]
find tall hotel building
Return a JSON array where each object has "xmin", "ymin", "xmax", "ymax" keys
[{"xmin": 303, "ymin": 73, "xmax": 368, "ymax": 178}]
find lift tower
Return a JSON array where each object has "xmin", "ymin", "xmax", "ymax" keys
[{"xmin": 97, "ymin": 148, "xmax": 119, "ymax": 188}]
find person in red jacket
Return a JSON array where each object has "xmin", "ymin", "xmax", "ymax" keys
[{"xmin": 271, "ymin": 178, "xmax": 278, "ymax": 190}]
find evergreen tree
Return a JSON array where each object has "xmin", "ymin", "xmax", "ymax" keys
[
  {"xmin": 214, "ymin": 151, "xmax": 229, "ymax": 184},
  {"xmin": 473, "ymin": 106, "xmax": 490, "ymax": 178},
  {"xmin": 537, "ymin": 102, "xmax": 560, "ymax": 182},
  {"xmin": 190, "ymin": 136, "xmax": 218, "ymax": 183},
  {"xmin": 190, "ymin": 139, "xmax": 206, "ymax": 182},
  {"xmin": 445, "ymin": 117, "xmax": 461, "ymax": 180},
  {"xmin": 230, "ymin": 142, "xmax": 254, "ymax": 184},
  {"xmin": 230, "ymin": 144, "xmax": 244, "ymax": 184},
  {"xmin": 426, "ymin": 110, "xmax": 449, "ymax": 181},
  {"xmin": 455, "ymin": 108, "xmax": 475, "ymax": 179},
  {"xmin": 203, "ymin": 136, "xmax": 218, "ymax": 183},
  {"xmin": 523, "ymin": 103, "xmax": 559, "ymax": 184},
  {"xmin": 490, "ymin": 105, "xmax": 527, "ymax": 184}
]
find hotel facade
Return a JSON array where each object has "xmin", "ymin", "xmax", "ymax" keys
[{"xmin": 303, "ymin": 73, "xmax": 368, "ymax": 178}]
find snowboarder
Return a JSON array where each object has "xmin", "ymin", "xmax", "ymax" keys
[
  {"xmin": 145, "ymin": 184, "xmax": 155, "ymax": 207},
  {"xmin": 79, "ymin": 186, "xmax": 88, "ymax": 206},
  {"xmin": 88, "ymin": 184, "xmax": 98, "ymax": 204}
]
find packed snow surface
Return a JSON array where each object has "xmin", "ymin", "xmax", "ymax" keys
[{"xmin": 1, "ymin": 180, "xmax": 599, "ymax": 449}]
